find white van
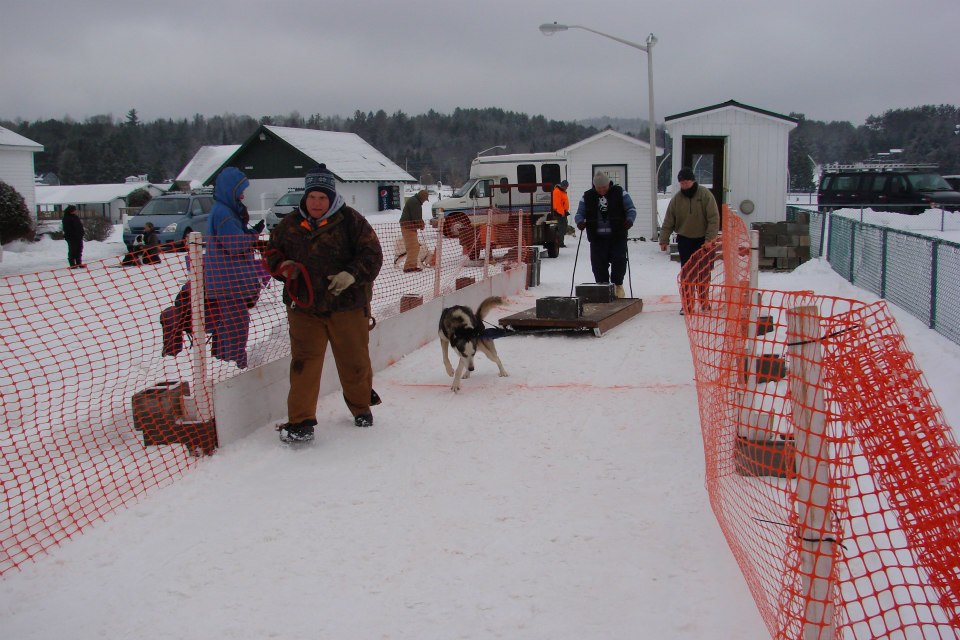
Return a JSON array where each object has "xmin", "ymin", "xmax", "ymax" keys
[{"xmin": 432, "ymin": 153, "xmax": 567, "ymax": 256}]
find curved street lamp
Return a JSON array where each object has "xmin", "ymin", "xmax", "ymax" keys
[
  {"xmin": 477, "ymin": 145, "xmax": 507, "ymax": 158},
  {"xmin": 539, "ymin": 22, "xmax": 659, "ymax": 239}
]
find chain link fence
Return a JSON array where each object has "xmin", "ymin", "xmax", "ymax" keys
[{"xmin": 805, "ymin": 208, "xmax": 960, "ymax": 347}]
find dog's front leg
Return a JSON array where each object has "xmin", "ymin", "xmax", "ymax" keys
[
  {"xmin": 441, "ymin": 337, "xmax": 455, "ymax": 377},
  {"xmin": 451, "ymin": 357, "xmax": 467, "ymax": 392}
]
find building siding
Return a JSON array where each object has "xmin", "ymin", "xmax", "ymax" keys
[{"xmin": 0, "ymin": 149, "xmax": 38, "ymax": 219}]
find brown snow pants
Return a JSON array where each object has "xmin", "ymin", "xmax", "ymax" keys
[
  {"xmin": 286, "ymin": 307, "xmax": 373, "ymax": 423},
  {"xmin": 401, "ymin": 222, "xmax": 422, "ymax": 271}
]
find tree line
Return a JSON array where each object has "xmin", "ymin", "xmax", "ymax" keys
[{"xmin": 3, "ymin": 104, "xmax": 958, "ymax": 193}]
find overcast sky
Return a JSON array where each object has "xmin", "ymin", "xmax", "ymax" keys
[{"xmin": 2, "ymin": 0, "xmax": 958, "ymax": 127}]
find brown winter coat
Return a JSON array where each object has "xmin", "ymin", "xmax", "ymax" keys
[{"xmin": 266, "ymin": 205, "xmax": 383, "ymax": 317}]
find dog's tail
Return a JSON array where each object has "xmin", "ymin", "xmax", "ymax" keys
[{"xmin": 476, "ymin": 296, "xmax": 504, "ymax": 322}]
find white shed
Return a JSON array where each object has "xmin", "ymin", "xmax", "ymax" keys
[
  {"xmin": 664, "ymin": 100, "xmax": 798, "ymax": 225},
  {"xmin": 559, "ymin": 129, "xmax": 661, "ymax": 238},
  {"xmin": 36, "ymin": 181, "xmax": 166, "ymax": 223},
  {"xmin": 214, "ymin": 125, "xmax": 415, "ymax": 215},
  {"xmin": 0, "ymin": 125, "xmax": 43, "ymax": 219}
]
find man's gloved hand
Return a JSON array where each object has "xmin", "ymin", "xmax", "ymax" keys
[
  {"xmin": 624, "ymin": 220, "xmax": 633, "ymax": 230},
  {"xmin": 252, "ymin": 219, "xmax": 266, "ymax": 234},
  {"xmin": 577, "ymin": 221, "xmax": 586, "ymax": 231},
  {"xmin": 328, "ymin": 271, "xmax": 356, "ymax": 296},
  {"xmin": 279, "ymin": 260, "xmax": 301, "ymax": 280}
]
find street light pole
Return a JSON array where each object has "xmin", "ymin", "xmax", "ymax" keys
[
  {"xmin": 539, "ymin": 22, "xmax": 659, "ymax": 239},
  {"xmin": 477, "ymin": 145, "xmax": 507, "ymax": 158}
]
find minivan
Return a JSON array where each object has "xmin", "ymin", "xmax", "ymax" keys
[
  {"xmin": 818, "ymin": 164, "xmax": 960, "ymax": 214},
  {"xmin": 265, "ymin": 189, "xmax": 304, "ymax": 231},
  {"xmin": 123, "ymin": 191, "xmax": 215, "ymax": 250}
]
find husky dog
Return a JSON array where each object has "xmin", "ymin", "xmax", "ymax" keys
[{"xmin": 439, "ymin": 296, "xmax": 508, "ymax": 392}]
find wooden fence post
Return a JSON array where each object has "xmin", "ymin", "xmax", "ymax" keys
[
  {"xmin": 787, "ymin": 304, "xmax": 836, "ymax": 640},
  {"xmin": 187, "ymin": 231, "xmax": 212, "ymax": 422}
]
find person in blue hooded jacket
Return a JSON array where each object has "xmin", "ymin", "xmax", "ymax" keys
[{"xmin": 203, "ymin": 167, "xmax": 267, "ymax": 368}]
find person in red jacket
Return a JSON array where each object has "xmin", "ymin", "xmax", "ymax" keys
[{"xmin": 551, "ymin": 180, "xmax": 570, "ymax": 247}]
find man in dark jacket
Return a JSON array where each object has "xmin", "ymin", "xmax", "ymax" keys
[
  {"xmin": 61, "ymin": 205, "xmax": 85, "ymax": 268},
  {"xmin": 267, "ymin": 164, "xmax": 384, "ymax": 443},
  {"xmin": 574, "ymin": 172, "xmax": 637, "ymax": 298}
]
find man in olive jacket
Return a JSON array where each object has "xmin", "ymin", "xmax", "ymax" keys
[
  {"xmin": 399, "ymin": 189, "xmax": 429, "ymax": 272},
  {"xmin": 659, "ymin": 166, "xmax": 720, "ymax": 314},
  {"xmin": 267, "ymin": 164, "xmax": 384, "ymax": 442}
]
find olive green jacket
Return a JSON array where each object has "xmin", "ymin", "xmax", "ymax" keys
[{"xmin": 659, "ymin": 185, "xmax": 720, "ymax": 244}]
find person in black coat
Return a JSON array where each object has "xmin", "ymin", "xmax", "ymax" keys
[
  {"xmin": 61, "ymin": 205, "xmax": 85, "ymax": 268},
  {"xmin": 141, "ymin": 222, "xmax": 162, "ymax": 264},
  {"xmin": 573, "ymin": 172, "xmax": 638, "ymax": 298}
]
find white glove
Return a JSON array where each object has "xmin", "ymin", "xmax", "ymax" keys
[
  {"xmin": 327, "ymin": 271, "xmax": 355, "ymax": 296},
  {"xmin": 279, "ymin": 260, "xmax": 300, "ymax": 280}
]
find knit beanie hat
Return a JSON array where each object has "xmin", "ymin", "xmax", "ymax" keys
[
  {"xmin": 592, "ymin": 172, "xmax": 610, "ymax": 189},
  {"xmin": 677, "ymin": 166, "xmax": 696, "ymax": 181},
  {"xmin": 305, "ymin": 164, "xmax": 336, "ymax": 200}
]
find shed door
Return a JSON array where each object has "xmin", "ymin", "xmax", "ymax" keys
[{"xmin": 681, "ymin": 137, "xmax": 725, "ymax": 210}]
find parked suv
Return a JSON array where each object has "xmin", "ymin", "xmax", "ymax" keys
[
  {"xmin": 265, "ymin": 190, "xmax": 304, "ymax": 231},
  {"xmin": 818, "ymin": 164, "xmax": 960, "ymax": 214},
  {"xmin": 123, "ymin": 191, "xmax": 215, "ymax": 250}
]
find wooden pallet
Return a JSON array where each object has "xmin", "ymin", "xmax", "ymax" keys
[{"xmin": 498, "ymin": 298, "xmax": 643, "ymax": 337}]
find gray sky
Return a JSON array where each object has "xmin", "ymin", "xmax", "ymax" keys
[{"xmin": 2, "ymin": 0, "xmax": 958, "ymax": 127}]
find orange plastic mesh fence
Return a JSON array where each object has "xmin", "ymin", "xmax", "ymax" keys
[
  {"xmin": 0, "ymin": 216, "xmax": 533, "ymax": 574},
  {"xmin": 681, "ymin": 210, "xmax": 960, "ymax": 638}
]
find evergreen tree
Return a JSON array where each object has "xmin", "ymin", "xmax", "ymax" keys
[{"xmin": 0, "ymin": 181, "xmax": 33, "ymax": 244}]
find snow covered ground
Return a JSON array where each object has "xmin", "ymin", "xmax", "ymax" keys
[{"xmin": 0, "ymin": 208, "xmax": 958, "ymax": 639}]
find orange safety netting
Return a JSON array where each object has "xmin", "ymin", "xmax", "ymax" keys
[
  {"xmin": 681, "ymin": 210, "xmax": 960, "ymax": 638},
  {"xmin": 0, "ymin": 215, "xmax": 536, "ymax": 575}
]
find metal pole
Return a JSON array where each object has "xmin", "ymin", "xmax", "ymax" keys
[
  {"xmin": 646, "ymin": 34, "xmax": 659, "ymax": 240},
  {"xmin": 538, "ymin": 23, "xmax": 658, "ymax": 239}
]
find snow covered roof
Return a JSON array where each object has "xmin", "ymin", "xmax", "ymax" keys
[
  {"xmin": 263, "ymin": 125, "xmax": 414, "ymax": 182},
  {"xmin": 0, "ymin": 125, "xmax": 43, "ymax": 151},
  {"xmin": 559, "ymin": 129, "xmax": 663, "ymax": 155},
  {"xmin": 35, "ymin": 182, "xmax": 159, "ymax": 206},
  {"xmin": 176, "ymin": 145, "xmax": 241, "ymax": 184}
]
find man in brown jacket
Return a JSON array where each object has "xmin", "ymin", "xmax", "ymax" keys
[
  {"xmin": 659, "ymin": 166, "xmax": 720, "ymax": 314},
  {"xmin": 399, "ymin": 189, "xmax": 429, "ymax": 272},
  {"xmin": 267, "ymin": 164, "xmax": 384, "ymax": 442}
]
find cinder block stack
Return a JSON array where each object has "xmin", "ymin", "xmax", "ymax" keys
[{"xmin": 750, "ymin": 211, "xmax": 811, "ymax": 271}]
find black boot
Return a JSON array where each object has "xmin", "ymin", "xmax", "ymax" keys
[
  {"xmin": 278, "ymin": 418, "xmax": 317, "ymax": 443},
  {"xmin": 354, "ymin": 413, "xmax": 374, "ymax": 427}
]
